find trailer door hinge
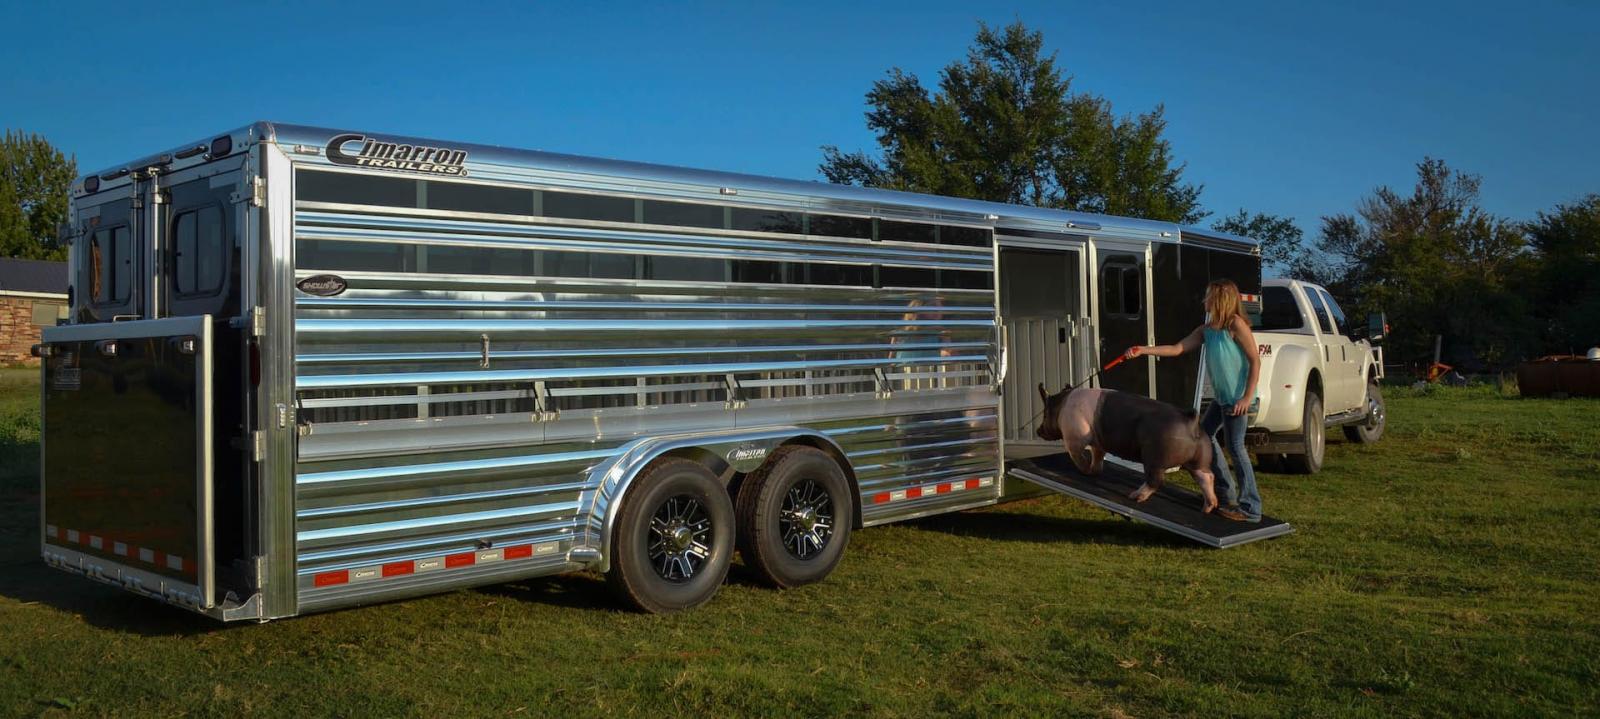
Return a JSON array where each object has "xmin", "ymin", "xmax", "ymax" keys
[
  {"xmin": 232, "ymin": 177, "xmax": 264, "ymax": 207},
  {"xmin": 249, "ymin": 306, "xmax": 266, "ymax": 337},
  {"xmin": 254, "ymin": 556, "xmax": 268, "ymax": 588},
  {"xmin": 251, "ymin": 430, "xmax": 267, "ymax": 462}
]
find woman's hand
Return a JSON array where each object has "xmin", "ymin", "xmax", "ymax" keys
[
  {"xmin": 1231, "ymin": 397, "xmax": 1251, "ymax": 416},
  {"xmin": 1125, "ymin": 346, "xmax": 1144, "ymax": 359}
]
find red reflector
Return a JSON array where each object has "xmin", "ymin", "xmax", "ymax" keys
[
  {"xmin": 314, "ymin": 570, "xmax": 349, "ymax": 587},
  {"xmin": 964, "ymin": 478, "xmax": 981, "ymax": 490},
  {"xmin": 445, "ymin": 552, "xmax": 476, "ymax": 568},
  {"xmin": 906, "ymin": 487, "xmax": 922, "ymax": 499},
  {"xmin": 937, "ymin": 483, "xmax": 952, "ymax": 494},
  {"xmin": 872, "ymin": 492, "xmax": 891, "ymax": 504},
  {"xmin": 503, "ymin": 544, "xmax": 533, "ymax": 560},
  {"xmin": 382, "ymin": 561, "xmax": 415, "ymax": 577}
]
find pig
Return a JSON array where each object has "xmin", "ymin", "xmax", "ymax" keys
[{"xmin": 1036, "ymin": 383, "xmax": 1219, "ymax": 513}]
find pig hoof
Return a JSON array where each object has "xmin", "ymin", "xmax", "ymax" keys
[{"xmin": 1128, "ymin": 486, "xmax": 1155, "ymax": 503}]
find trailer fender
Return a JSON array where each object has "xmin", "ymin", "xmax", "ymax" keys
[{"xmin": 581, "ymin": 426, "xmax": 854, "ymax": 573}]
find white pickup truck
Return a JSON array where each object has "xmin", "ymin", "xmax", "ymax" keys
[{"xmin": 1208, "ymin": 279, "xmax": 1387, "ymax": 474}]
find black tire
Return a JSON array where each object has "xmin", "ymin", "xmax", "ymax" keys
[
  {"xmin": 607, "ymin": 458, "xmax": 734, "ymax": 613},
  {"xmin": 735, "ymin": 446, "xmax": 854, "ymax": 589},
  {"xmin": 1343, "ymin": 380, "xmax": 1386, "ymax": 444},
  {"xmin": 1284, "ymin": 391, "xmax": 1325, "ymax": 474}
]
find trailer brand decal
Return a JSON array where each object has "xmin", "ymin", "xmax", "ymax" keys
[
  {"xmin": 728, "ymin": 445, "xmax": 767, "ymax": 462},
  {"xmin": 296, "ymin": 274, "xmax": 348, "ymax": 297},
  {"xmin": 324, "ymin": 133, "xmax": 469, "ymax": 176}
]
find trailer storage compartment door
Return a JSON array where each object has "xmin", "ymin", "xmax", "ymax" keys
[{"xmin": 39, "ymin": 316, "xmax": 216, "ymax": 609}]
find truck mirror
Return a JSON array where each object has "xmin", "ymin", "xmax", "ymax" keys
[{"xmin": 1366, "ymin": 312, "xmax": 1386, "ymax": 343}]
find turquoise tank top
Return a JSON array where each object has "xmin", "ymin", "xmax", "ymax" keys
[{"xmin": 1205, "ymin": 326, "xmax": 1251, "ymax": 405}]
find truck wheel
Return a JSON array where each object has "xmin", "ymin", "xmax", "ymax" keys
[
  {"xmin": 735, "ymin": 446, "xmax": 853, "ymax": 589},
  {"xmin": 1343, "ymin": 380, "xmax": 1386, "ymax": 444},
  {"xmin": 607, "ymin": 458, "xmax": 734, "ymax": 613},
  {"xmin": 1284, "ymin": 392, "xmax": 1325, "ymax": 474}
]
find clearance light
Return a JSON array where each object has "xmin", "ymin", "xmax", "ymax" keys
[
  {"xmin": 83, "ymin": 176, "xmax": 99, "ymax": 193},
  {"xmin": 209, "ymin": 135, "xmax": 233, "ymax": 158}
]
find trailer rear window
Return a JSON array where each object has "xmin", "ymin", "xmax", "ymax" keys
[
  {"xmin": 1100, "ymin": 255, "xmax": 1142, "ymax": 319},
  {"xmin": 89, "ymin": 225, "xmax": 132, "ymax": 305},
  {"xmin": 171, "ymin": 205, "xmax": 226, "ymax": 297}
]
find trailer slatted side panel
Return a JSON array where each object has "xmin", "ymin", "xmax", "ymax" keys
[{"xmin": 288, "ymin": 177, "xmax": 999, "ymax": 607}]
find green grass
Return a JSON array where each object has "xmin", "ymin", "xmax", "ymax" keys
[{"xmin": 2, "ymin": 372, "xmax": 1597, "ymax": 717}]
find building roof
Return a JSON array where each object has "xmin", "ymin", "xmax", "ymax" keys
[{"xmin": 0, "ymin": 257, "xmax": 69, "ymax": 296}]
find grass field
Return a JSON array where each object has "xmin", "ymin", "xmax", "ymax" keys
[{"xmin": 1, "ymin": 367, "xmax": 1597, "ymax": 717}]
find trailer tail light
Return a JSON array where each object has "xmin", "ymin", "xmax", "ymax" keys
[{"xmin": 83, "ymin": 176, "xmax": 99, "ymax": 193}]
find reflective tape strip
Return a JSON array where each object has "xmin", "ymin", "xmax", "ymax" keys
[
  {"xmin": 45, "ymin": 525, "xmax": 58, "ymax": 539},
  {"xmin": 88, "ymin": 535, "xmax": 104, "ymax": 550},
  {"xmin": 503, "ymin": 544, "xmax": 533, "ymax": 560},
  {"xmin": 165, "ymin": 555, "xmax": 184, "ymax": 572},
  {"xmin": 870, "ymin": 477, "xmax": 996, "ymax": 506},
  {"xmin": 113, "ymin": 542, "xmax": 129, "ymax": 556},
  {"xmin": 350, "ymin": 566, "xmax": 381, "ymax": 582},
  {"xmin": 314, "ymin": 570, "xmax": 349, "ymax": 587},
  {"xmin": 476, "ymin": 549, "xmax": 503, "ymax": 564},
  {"xmin": 303, "ymin": 540, "xmax": 564, "ymax": 589},
  {"xmin": 416, "ymin": 557, "xmax": 445, "ymax": 572},
  {"xmin": 445, "ymin": 552, "xmax": 476, "ymax": 568},
  {"xmin": 382, "ymin": 561, "xmax": 415, "ymax": 577},
  {"xmin": 139, "ymin": 547, "xmax": 156, "ymax": 563},
  {"xmin": 66, "ymin": 529, "xmax": 80, "ymax": 543}
]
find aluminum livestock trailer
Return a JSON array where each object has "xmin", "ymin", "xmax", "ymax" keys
[{"xmin": 37, "ymin": 123, "xmax": 1280, "ymax": 622}]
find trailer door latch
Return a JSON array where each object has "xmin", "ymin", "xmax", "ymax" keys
[{"xmin": 723, "ymin": 374, "xmax": 747, "ymax": 410}]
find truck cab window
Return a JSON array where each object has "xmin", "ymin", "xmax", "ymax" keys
[
  {"xmin": 1253, "ymin": 286, "xmax": 1304, "ymax": 331},
  {"xmin": 1318, "ymin": 289, "xmax": 1351, "ymax": 336},
  {"xmin": 1306, "ymin": 287, "xmax": 1335, "ymax": 334}
]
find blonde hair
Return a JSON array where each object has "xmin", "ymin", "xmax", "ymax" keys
[{"xmin": 1204, "ymin": 279, "xmax": 1245, "ymax": 329}]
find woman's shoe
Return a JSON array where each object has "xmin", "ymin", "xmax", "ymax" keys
[{"xmin": 1214, "ymin": 506, "xmax": 1250, "ymax": 522}]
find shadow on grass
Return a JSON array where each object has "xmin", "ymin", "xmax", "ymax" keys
[{"xmin": 902, "ymin": 506, "xmax": 1199, "ymax": 550}]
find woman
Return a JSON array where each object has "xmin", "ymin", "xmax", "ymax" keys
[{"xmin": 1126, "ymin": 279, "xmax": 1262, "ymax": 522}]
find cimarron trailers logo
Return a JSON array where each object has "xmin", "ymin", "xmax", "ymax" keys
[{"xmin": 324, "ymin": 133, "xmax": 469, "ymax": 176}]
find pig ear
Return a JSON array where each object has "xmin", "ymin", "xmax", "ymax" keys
[{"xmin": 1037, "ymin": 383, "xmax": 1048, "ymax": 402}]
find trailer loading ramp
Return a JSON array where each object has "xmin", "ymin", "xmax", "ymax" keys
[{"xmin": 1007, "ymin": 454, "xmax": 1294, "ymax": 548}]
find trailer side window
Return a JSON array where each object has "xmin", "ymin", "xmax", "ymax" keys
[
  {"xmin": 544, "ymin": 192, "xmax": 635, "ymax": 223},
  {"xmin": 90, "ymin": 225, "xmax": 132, "ymax": 305},
  {"xmin": 1100, "ymin": 255, "xmax": 1142, "ymax": 319},
  {"xmin": 298, "ymin": 170, "xmax": 418, "ymax": 208},
  {"xmin": 171, "ymin": 205, "xmax": 227, "ymax": 297},
  {"xmin": 731, "ymin": 208, "xmax": 802, "ymax": 234},
  {"xmin": 423, "ymin": 181, "xmax": 532, "ymax": 215},
  {"xmin": 808, "ymin": 214, "xmax": 873, "ymax": 240},
  {"xmin": 645, "ymin": 255, "xmax": 728, "ymax": 282},
  {"xmin": 643, "ymin": 200, "xmax": 725, "ymax": 229},
  {"xmin": 878, "ymin": 220, "xmax": 936, "ymax": 244},
  {"xmin": 938, "ymin": 225, "xmax": 992, "ymax": 247}
]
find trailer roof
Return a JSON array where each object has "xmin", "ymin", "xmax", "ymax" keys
[{"xmin": 74, "ymin": 121, "xmax": 1259, "ymax": 250}]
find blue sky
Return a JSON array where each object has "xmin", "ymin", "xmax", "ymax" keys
[{"xmin": 4, "ymin": 0, "xmax": 1596, "ymax": 237}]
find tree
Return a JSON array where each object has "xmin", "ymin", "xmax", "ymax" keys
[
  {"xmin": 1311, "ymin": 158, "xmax": 1531, "ymax": 369},
  {"xmin": 1212, "ymin": 209, "xmax": 1311, "ymax": 278},
  {"xmin": 0, "ymin": 130, "xmax": 76, "ymax": 261},
  {"xmin": 820, "ymin": 21, "xmax": 1206, "ymax": 224},
  {"xmin": 1525, "ymin": 194, "xmax": 1600, "ymax": 353}
]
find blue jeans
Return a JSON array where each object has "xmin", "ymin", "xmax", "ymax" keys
[{"xmin": 1201, "ymin": 401, "xmax": 1262, "ymax": 521}]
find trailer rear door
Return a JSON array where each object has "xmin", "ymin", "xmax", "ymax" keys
[{"xmin": 39, "ymin": 316, "xmax": 217, "ymax": 609}]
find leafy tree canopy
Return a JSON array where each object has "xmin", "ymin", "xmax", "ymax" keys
[
  {"xmin": 821, "ymin": 21, "xmax": 1206, "ymax": 224},
  {"xmin": 1, "ymin": 129, "xmax": 76, "ymax": 261}
]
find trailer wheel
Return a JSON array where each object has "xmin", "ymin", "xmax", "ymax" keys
[
  {"xmin": 1343, "ymin": 380, "xmax": 1386, "ymax": 444},
  {"xmin": 607, "ymin": 458, "xmax": 734, "ymax": 613},
  {"xmin": 1283, "ymin": 392, "xmax": 1324, "ymax": 474},
  {"xmin": 735, "ymin": 446, "xmax": 853, "ymax": 589}
]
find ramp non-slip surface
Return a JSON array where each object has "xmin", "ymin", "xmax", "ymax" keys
[{"xmin": 1007, "ymin": 453, "xmax": 1294, "ymax": 548}]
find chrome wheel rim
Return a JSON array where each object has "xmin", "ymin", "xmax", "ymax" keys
[
  {"xmin": 648, "ymin": 495, "xmax": 712, "ymax": 582},
  {"xmin": 779, "ymin": 479, "xmax": 834, "ymax": 560}
]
